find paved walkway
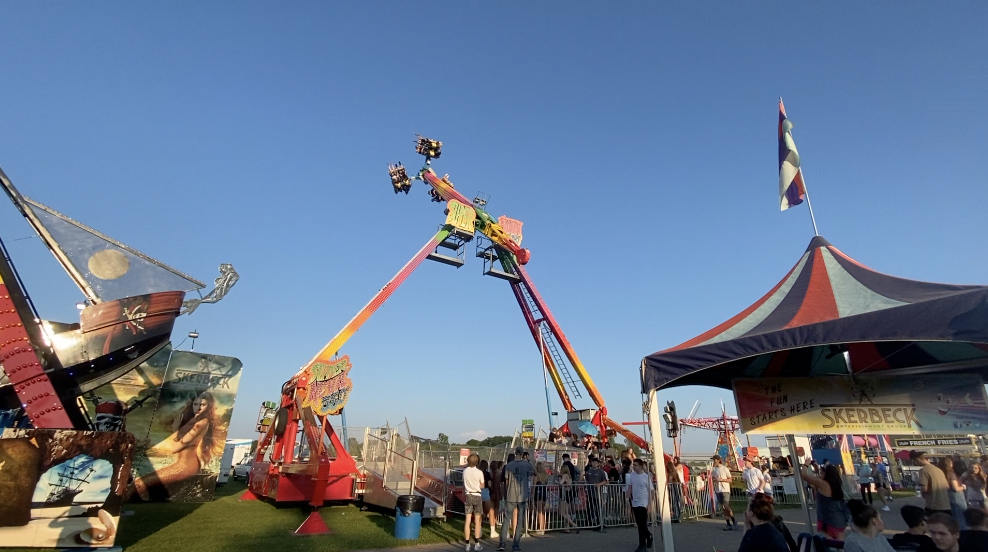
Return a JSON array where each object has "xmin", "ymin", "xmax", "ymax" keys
[{"xmin": 361, "ymin": 494, "xmax": 925, "ymax": 552}]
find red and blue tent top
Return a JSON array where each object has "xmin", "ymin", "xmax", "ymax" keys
[{"xmin": 642, "ymin": 236, "xmax": 988, "ymax": 392}]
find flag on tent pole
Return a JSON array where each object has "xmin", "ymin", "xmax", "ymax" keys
[{"xmin": 778, "ymin": 100, "xmax": 806, "ymax": 211}]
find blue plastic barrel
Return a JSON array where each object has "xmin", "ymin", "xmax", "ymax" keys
[{"xmin": 394, "ymin": 495, "xmax": 424, "ymax": 539}]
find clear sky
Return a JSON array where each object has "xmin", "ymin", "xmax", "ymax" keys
[{"xmin": 1, "ymin": 2, "xmax": 986, "ymax": 454}]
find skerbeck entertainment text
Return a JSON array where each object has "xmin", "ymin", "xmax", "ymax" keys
[{"xmin": 820, "ymin": 405, "xmax": 920, "ymax": 429}]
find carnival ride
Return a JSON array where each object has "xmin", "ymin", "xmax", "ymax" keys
[
  {"xmin": 0, "ymin": 163, "xmax": 237, "ymax": 430},
  {"xmin": 676, "ymin": 410, "xmax": 744, "ymax": 471},
  {"xmin": 396, "ymin": 137, "xmax": 648, "ymax": 450},
  {"xmin": 247, "ymin": 137, "xmax": 659, "ymax": 535}
]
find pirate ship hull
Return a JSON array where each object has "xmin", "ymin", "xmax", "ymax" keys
[{"xmin": 0, "ymin": 291, "xmax": 183, "ymax": 410}]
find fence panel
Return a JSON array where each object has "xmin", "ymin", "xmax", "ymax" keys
[
  {"xmin": 444, "ymin": 473, "xmax": 714, "ymax": 529},
  {"xmin": 600, "ymin": 482, "xmax": 636, "ymax": 527},
  {"xmin": 728, "ymin": 473, "xmax": 806, "ymax": 505},
  {"xmin": 526, "ymin": 483, "xmax": 603, "ymax": 533}
]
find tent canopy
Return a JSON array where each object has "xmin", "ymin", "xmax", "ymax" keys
[{"xmin": 642, "ymin": 236, "xmax": 988, "ymax": 392}]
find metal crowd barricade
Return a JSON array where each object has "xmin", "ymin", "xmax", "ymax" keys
[
  {"xmin": 727, "ymin": 472, "xmax": 805, "ymax": 505},
  {"xmin": 524, "ymin": 482, "xmax": 603, "ymax": 533},
  {"xmin": 441, "ymin": 466, "xmax": 716, "ymax": 532},
  {"xmin": 600, "ymin": 482, "xmax": 636, "ymax": 527},
  {"xmin": 651, "ymin": 479, "xmax": 711, "ymax": 523}
]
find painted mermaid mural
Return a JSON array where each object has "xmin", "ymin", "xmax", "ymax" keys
[
  {"xmin": 132, "ymin": 390, "xmax": 225, "ymax": 500},
  {"xmin": 123, "ymin": 349, "xmax": 243, "ymax": 502}
]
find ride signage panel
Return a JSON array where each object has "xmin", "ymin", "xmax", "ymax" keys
[
  {"xmin": 445, "ymin": 200, "xmax": 476, "ymax": 234},
  {"xmin": 733, "ymin": 375, "xmax": 988, "ymax": 434},
  {"xmin": 893, "ymin": 437, "xmax": 975, "ymax": 448},
  {"xmin": 497, "ymin": 216, "xmax": 523, "ymax": 246},
  {"xmin": 521, "ymin": 419, "xmax": 535, "ymax": 439},
  {"xmin": 301, "ymin": 355, "xmax": 353, "ymax": 416}
]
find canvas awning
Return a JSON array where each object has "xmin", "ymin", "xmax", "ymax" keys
[{"xmin": 642, "ymin": 236, "xmax": 988, "ymax": 392}]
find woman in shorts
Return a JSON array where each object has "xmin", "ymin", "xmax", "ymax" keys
[
  {"xmin": 559, "ymin": 464, "xmax": 580, "ymax": 533},
  {"xmin": 479, "ymin": 460, "xmax": 495, "ymax": 537},
  {"xmin": 532, "ymin": 462, "xmax": 549, "ymax": 534}
]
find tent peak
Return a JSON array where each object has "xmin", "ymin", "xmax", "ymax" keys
[{"xmin": 806, "ymin": 235, "xmax": 832, "ymax": 252}]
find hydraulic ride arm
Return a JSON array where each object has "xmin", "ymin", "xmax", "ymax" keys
[{"xmin": 284, "ymin": 224, "xmax": 454, "ymax": 393}]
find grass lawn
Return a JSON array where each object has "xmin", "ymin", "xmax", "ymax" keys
[{"xmin": 17, "ymin": 481, "xmax": 467, "ymax": 552}]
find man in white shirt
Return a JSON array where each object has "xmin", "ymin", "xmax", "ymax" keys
[
  {"xmin": 626, "ymin": 458, "xmax": 654, "ymax": 552},
  {"xmin": 710, "ymin": 455, "xmax": 738, "ymax": 531},
  {"xmin": 462, "ymin": 453, "xmax": 486, "ymax": 551},
  {"xmin": 742, "ymin": 457, "xmax": 765, "ymax": 497},
  {"xmin": 741, "ymin": 457, "xmax": 765, "ymax": 530}
]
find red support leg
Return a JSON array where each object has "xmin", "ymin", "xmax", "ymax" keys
[
  {"xmin": 295, "ymin": 511, "xmax": 331, "ymax": 536},
  {"xmin": 239, "ymin": 489, "xmax": 259, "ymax": 501}
]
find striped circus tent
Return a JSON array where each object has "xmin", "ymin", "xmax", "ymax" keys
[{"xmin": 642, "ymin": 236, "xmax": 988, "ymax": 392}]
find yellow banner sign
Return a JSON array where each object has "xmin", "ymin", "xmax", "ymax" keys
[
  {"xmin": 733, "ymin": 375, "xmax": 988, "ymax": 435},
  {"xmin": 446, "ymin": 200, "xmax": 476, "ymax": 235}
]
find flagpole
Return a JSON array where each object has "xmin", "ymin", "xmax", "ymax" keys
[
  {"xmin": 780, "ymin": 97, "xmax": 820, "ymax": 237},
  {"xmin": 800, "ymin": 169, "xmax": 820, "ymax": 237}
]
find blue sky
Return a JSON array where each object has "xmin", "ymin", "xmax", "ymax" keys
[{"xmin": 1, "ymin": 3, "xmax": 986, "ymax": 454}]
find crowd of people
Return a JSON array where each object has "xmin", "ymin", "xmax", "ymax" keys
[
  {"xmin": 461, "ymin": 442, "xmax": 988, "ymax": 552},
  {"xmin": 461, "ymin": 445, "xmax": 656, "ymax": 552},
  {"xmin": 707, "ymin": 449, "xmax": 988, "ymax": 552}
]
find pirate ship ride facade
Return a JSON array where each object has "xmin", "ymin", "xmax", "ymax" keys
[{"xmin": 0, "ymin": 164, "xmax": 237, "ymax": 428}]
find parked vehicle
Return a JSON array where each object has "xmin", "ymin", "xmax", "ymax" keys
[
  {"xmin": 232, "ymin": 460, "xmax": 253, "ymax": 482},
  {"xmin": 219, "ymin": 439, "xmax": 255, "ymax": 484}
]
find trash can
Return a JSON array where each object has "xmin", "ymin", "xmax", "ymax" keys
[{"xmin": 394, "ymin": 495, "xmax": 425, "ymax": 539}]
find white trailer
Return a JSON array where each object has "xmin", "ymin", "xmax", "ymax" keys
[{"xmin": 218, "ymin": 439, "xmax": 254, "ymax": 484}]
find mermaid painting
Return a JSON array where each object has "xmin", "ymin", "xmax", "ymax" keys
[{"xmin": 131, "ymin": 390, "xmax": 224, "ymax": 501}]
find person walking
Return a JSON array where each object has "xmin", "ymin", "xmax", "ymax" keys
[
  {"xmin": 711, "ymin": 454, "xmax": 739, "ymax": 531},
  {"xmin": 742, "ymin": 457, "xmax": 765, "ymax": 530},
  {"xmin": 913, "ymin": 450, "xmax": 952, "ymax": 517},
  {"xmin": 497, "ymin": 447, "xmax": 534, "ymax": 552},
  {"xmin": 626, "ymin": 458, "xmax": 653, "ymax": 552},
  {"xmin": 463, "ymin": 454, "xmax": 486, "ymax": 552},
  {"xmin": 743, "ymin": 457, "xmax": 765, "ymax": 499},
  {"xmin": 873, "ymin": 459, "xmax": 891, "ymax": 511},
  {"xmin": 857, "ymin": 460, "xmax": 874, "ymax": 504}
]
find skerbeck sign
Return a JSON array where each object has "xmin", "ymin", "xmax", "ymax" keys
[{"xmin": 733, "ymin": 375, "xmax": 988, "ymax": 435}]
